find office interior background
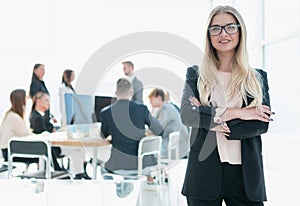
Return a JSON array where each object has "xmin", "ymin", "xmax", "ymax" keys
[{"xmin": 0, "ymin": 0, "xmax": 299, "ymax": 205}]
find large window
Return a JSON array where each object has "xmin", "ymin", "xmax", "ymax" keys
[
  {"xmin": 211, "ymin": 0, "xmax": 300, "ymax": 134},
  {"xmin": 265, "ymin": 37, "xmax": 299, "ymax": 133},
  {"xmin": 263, "ymin": 0, "xmax": 300, "ymax": 134}
]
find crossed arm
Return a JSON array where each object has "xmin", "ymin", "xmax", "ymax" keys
[{"xmin": 180, "ymin": 66, "xmax": 274, "ymax": 140}]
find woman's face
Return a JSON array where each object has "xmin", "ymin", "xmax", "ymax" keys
[
  {"xmin": 209, "ymin": 13, "xmax": 240, "ymax": 55},
  {"xmin": 64, "ymin": 71, "xmax": 75, "ymax": 83},
  {"xmin": 34, "ymin": 65, "xmax": 45, "ymax": 80},
  {"xmin": 70, "ymin": 71, "xmax": 75, "ymax": 82}
]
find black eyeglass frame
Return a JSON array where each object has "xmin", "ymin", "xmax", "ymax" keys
[{"xmin": 208, "ymin": 23, "xmax": 240, "ymax": 36}]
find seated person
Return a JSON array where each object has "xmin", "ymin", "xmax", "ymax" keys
[
  {"xmin": 100, "ymin": 78, "xmax": 163, "ymax": 181},
  {"xmin": 30, "ymin": 92, "xmax": 88, "ymax": 179},
  {"xmin": 164, "ymin": 90, "xmax": 180, "ymax": 112},
  {"xmin": 0, "ymin": 89, "xmax": 38, "ymax": 165},
  {"xmin": 148, "ymin": 88, "xmax": 189, "ymax": 158}
]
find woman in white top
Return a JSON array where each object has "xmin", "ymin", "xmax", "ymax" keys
[
  {"xmin": 58, "ymin": 70, "xmax": 90, "ymax": 179},
  {"xmin": 0, "ymin": 89, "xmax": 31, "ymax": 161},
  {"xmin": 59, "ymin": 69, "xmax": 75, "ymax": 129}
]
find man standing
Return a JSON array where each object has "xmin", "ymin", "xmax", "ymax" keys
[
  {"xmin": 122, "ymin": 61, "xmax": 143, "ymax": 104},
  {"xmin": 100, "ymin": 78, "xmax": 163, "ymax": 175}
]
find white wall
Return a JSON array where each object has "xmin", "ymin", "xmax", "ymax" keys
[
  {"xmin": 1, "ymin": 1, "xmax": 300, "ymax": 203},
  {"xmin": 0, "ymin": 0, "xmax": 210, "ymax": 123},
  {"xmin": 0, "ymin": 0, "xmax": 298, "ymax": 135}
]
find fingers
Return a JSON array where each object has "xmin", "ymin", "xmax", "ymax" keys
[
  {"xmin": 210, "ymin": 124, "xmax": 231, "ymax": 134},
  {"xmin": 257, "ymin": 115, "xmax": 271, "ymax": 122},
  {"xmin": 256, "ymin": 105, "xmax": 275, "ymax": 122},
  {"xmin": 221, "ymin": 124, "xmax": 230, "ymax": 133},
  {"xmin": 257, "ymin": 111, "xmax": 273, "ymax": 122},
  {"xmin": 189, "ymin": 96, "xmax": 202, "ymax": 107},
  {"xmin": 222, "ymin": 132, "xmax": 230, "ymax": 137},
  {"xmin": 261, "ymin": 105, "xmax": 275, "ymax": 115}
]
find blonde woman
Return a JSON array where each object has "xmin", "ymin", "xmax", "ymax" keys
[{"xmin": 180, "ymin": 6, "xmax": 274, "ymax": 206}]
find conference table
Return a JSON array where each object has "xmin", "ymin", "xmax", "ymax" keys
[{"xmin": 38, "ymin": 131, "xmax": 111, "ymax": 180}]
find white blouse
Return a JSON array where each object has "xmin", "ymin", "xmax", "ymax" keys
[
  {"xmin": 59, "ymin": 83, "xmax": 75, "ymax": 129},
  {"xmin": 210, "ymin": 71, "xmax": 243, "ymax": 165},
  {"xmin": 0, "ymin": 111, "xmax": 31, "ymax": 149}
]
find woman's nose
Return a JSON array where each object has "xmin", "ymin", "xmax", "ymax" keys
[{"xmin": 219, "ymin": 28, "xmax": 228, "ymax": 36}]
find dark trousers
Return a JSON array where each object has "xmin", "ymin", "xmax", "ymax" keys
[
  {"xmin": 2, "ymin": 148, "xmax": 38, "ymax": 164},
  {"xmin": 51, "ymin": 147, "xmax": 63, "ymax": 171},
  {"xmin": 2, "ymin": 147, "xmax": 62, "ymax": 171},
  {"xmin": 187, "ymin": 163, "xmax": 264, "ymax": 206}
]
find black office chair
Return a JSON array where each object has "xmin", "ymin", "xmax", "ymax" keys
[
  {"xmin": 0, "ymin": 164, "xmax": 16, "ymax": 173},
  {"xmin": 8, "ymin": 137, "xmax": 71, "ymax": 179}
]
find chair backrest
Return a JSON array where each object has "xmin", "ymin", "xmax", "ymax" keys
[
  {"xmin": 8, "ymin": 137, "xmax": 52, "ymax": 179},
  {"xmin": 9, "ymin": 140, "xmax": 49, "ymax": 157},
  {"xmin": 168, "ymin": 131, "xmax": 180, "ymax": 161},
  {"xmin": 138, "ymin": 136, "xmax": 162, "ymax": 157},
  {"xmin": 137, "ymin": 136, "xmax": 162, "ymax": 176}
]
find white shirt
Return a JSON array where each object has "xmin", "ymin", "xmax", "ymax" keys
[
  {"xmin": 59, "ymin": 83, "xmax": 75, "ymax": 129},
  {"xmin": 126, "ymin": 73, "xmax": 136, "ymax": 83},
  {"xmin": 210, "ymin": 71, "xmax": 242, "ymax": 165},
  {"xmin": 0, "ymin": 111, "xmax": 31, "ymax": 149}
]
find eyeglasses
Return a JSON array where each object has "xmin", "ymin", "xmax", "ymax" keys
[{"xmin": 208, "ymin": 23, "xmax": 240, "ymax": 36}]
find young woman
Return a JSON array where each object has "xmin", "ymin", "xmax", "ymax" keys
[
  {"xmin": 29, "ymin": 64, "xmax": 49, "ymax": 98},
  {"xmin": 29, "ymin": 63, "xmax": 57, "ymax": 124},
  {"xmin": 180, "ymin": 6, "xmax": 274, "ymax": 206},
  {"xmin": 59, "ymin": 69, "xmax": 75, "ymax": 129},
  {"xmin": 0, "ymin": 89, "xmax": 32, "ymax": 162}
]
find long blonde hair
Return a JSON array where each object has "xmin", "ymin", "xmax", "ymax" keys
[{"xmin": 198, "ymin": 5, "xmax": 262, "ymax": 107}]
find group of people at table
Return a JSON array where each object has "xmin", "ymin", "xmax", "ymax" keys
[
  {"xmin": 1, "ymin": 5, "xmax": 275, "ymax": 205},
  {"xmin": 0, "ymin": 61, "xmax": 189, "ymax": 181}
]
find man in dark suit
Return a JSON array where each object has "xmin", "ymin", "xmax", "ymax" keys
[
  {"xmin": 30, "ymin": 92, "xmax": 88, "ymax": 179},
  {"xmin": 100, "ymin": 78, "xmax": 163, "ymax": 175},
  {"xmin": 122, "ymin": 61, "xmax": 143, "ymax": 104},
  {"xmin": 29, "ymin": 92, "xmax": 62, "ymax": 171}
]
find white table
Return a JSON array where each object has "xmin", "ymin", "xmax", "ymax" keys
[{"xmin": 39, "ymin": 132, "xmax": 111, "ymax": 179}]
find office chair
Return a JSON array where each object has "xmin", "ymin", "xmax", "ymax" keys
[
  {"xmin": 161, "ymin": 131, "xmax": 180, "ymax": 164},
  {"xmin": 8, "ymin": 137, "xmax": 71, "ymax": 179},
  {"xmin": 103, "ymin": 135, "xmax": 162, "ymax": 206}
]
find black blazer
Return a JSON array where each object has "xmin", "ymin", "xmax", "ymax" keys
[
  {"xmin": 29, "ymin": 110, "xmax": 53, "ymax": 134},
  {"xmin": 181, "ymin": 66, "xmax": 270, "ymax": 202},
  {"xmin": 29, "ymin": 110, "xmax": 62, "ymax": 170},
  {"xmin": 29, "ymin": 79, "xmax": 49, "ymax": 98},
  {"xmin": 100, "ymin": 99, "xmax": 163, "ymax": 171}
]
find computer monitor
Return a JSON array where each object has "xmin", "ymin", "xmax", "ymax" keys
[
  {"xmin": 94, "ymin": 96, "xmax": 117, "ymax": 122},
  {"xmin": 64, "ymin": 93, "xmax": 97, "ymax": 125}
]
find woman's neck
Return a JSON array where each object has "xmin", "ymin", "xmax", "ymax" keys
[{"xmin": 217, "ymin": 51, "xmax": 234, "ymax": 72}]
